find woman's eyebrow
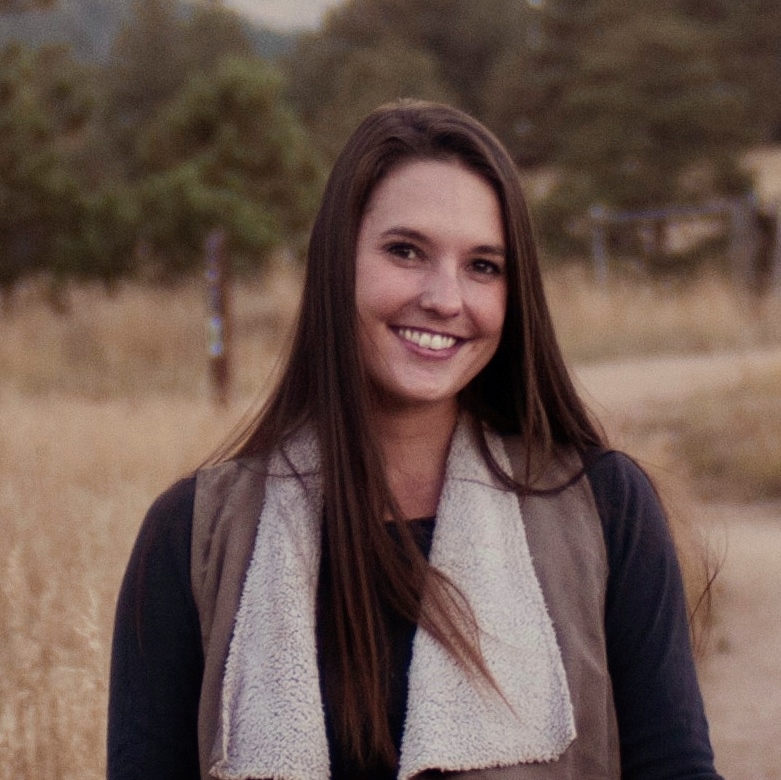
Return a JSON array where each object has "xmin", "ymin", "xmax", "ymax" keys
[
  {"xmin": 380, "ymin": 226, "xmax": 429, "ymax": 243},
  {"xmin": 380, "ymin": 227, "xmax": 505, "ymax": 257},
  {"xmin": 472, "ymin": 244, "xmax": 506, "ymax": 258}
]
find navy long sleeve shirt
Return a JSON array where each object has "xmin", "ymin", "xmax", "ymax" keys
[{"xmin": 108, "ymin": 451, "xmax": 721, "ymax": 779}]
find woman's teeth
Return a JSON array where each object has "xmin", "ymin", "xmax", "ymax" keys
[{"xmin": 399, "ymin": 328, "xmax": 457, "ymax": 351}]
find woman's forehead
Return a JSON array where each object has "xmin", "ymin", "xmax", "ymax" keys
[{"xmin": 358, "ymin": 160, "xmax": 504, "ymax": 247}]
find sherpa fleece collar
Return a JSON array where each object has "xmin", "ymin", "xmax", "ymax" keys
[{"xmin": 209, "ymin": 417, "xmax": 575, "ymax": 780}]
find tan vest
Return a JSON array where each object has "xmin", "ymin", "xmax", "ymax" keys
[{"xmin": 191, "ymin": 441, "xmax": 620, "ymax": 780}]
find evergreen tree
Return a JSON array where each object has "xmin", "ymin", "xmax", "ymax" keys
[
  {"xmin": 0, "ymin": 0, "xmax": 56, "ymax": 9},
  {"xmin": 286, "ymin": 0, "xmax": 531, "ymax": 161},
  {"xmin": 692, "ymin": 0, "xmax": 781, "ymax": 144},
  {"xmin": 482, "ymin": 0, "xmax": 568, "ymax": 167},
  {"xmin": 181, "ymin": 1, "xmax": 255, "ymax": 74},
  {"xmin": 529, "ymin": 0, "xmax": 755, "ymax": 258},
  {"xmin": 0, "ymin": 44, "xmax": 117, "ymax": 301},
  {"xmin": 100, "ymin": 0, "xmax": 186, "ymax": 172},
  {"xmin": 134, "ymin": 56, "xmax": 323, "ymax": 277},
  {"xmin": 289, "ymin": 34, "xmax": 454, "ymax": 161},
  {"xmin": 101, "ymin": 0, "xmax": 263, "ymax": 177}
]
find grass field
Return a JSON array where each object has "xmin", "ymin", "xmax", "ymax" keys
[{"xmin": 1, "ymin": 262, "xmax": 780, "ymax": 777}]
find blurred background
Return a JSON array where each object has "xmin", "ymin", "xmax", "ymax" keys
[{"xmin": 1, "ymin": 1, "xmax": 780, "ymax": 777}]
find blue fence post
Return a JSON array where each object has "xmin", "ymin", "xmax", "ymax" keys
[
  {"xmin": 771, "ymin": 203, "xmax": 781, "ymax": 289},
  {"xmin": 205, "ymin": 228, "xmax": 232, "ymax": 406},
  {"xmin": 589, "ymin": 204, "xmax": 609, "ymax": 286}
]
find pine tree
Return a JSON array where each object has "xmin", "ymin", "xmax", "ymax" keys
[
  {"xmin": 531, "ymin": 0, "xmax": 755, "ymax": 258},
  {"xmin": 134, "ymin": 56, "xmax": 324, "ymax": 277},
  {"xmin": 285, "ymin": 0, "xmax": 531, "ymax": 161},
  {"xmin": 101, "ymin": 0, "xmax": 187, "ymax": 173}
]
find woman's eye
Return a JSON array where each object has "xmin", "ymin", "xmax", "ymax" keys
[
  {"xmin": 386, "ymin": 243, "xmax": 420, "ymax": 261},
  {"xmin": 471, "ymin": 258, "xmax": 503, "ymax": 277}
]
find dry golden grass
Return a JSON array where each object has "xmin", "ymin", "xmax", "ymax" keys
[
  {"xmin": 0, "ymin": 259, "xmax": 303, "ymax": 400},
  {"xmin": 0, "ymin": 393, "xmax": 241, "ymax": 777},
  {"xmin": 744, "ymin": 146, "xmax": 781, "ymax": 206},
  {"xmin": 546, "ymin": 265, "xmax": 781, "ymax": 363},
  {"xmin": 629, "ymin": 364, "xmax": 781, "ymax": 502},
  {"xmin": 1, "ymin": 262, "xmax": 779, "ymax": 777},
  {"xmin": 0, "ymin": 263, "xmax": 302, "ymax": 778}
]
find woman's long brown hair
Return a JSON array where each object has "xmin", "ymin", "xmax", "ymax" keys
[{"xmin": 226, "ymin": 100, "xmax": 605, "ymax": 768}]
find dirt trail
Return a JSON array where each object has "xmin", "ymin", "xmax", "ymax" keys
[
  {"xmin": 571, "ymin": 347, "xmax": 781, "ymax": 780},
  {"xmin": 697, "ymin": 503, "xmax": 781, "ymax": 780},
  {"xmin": 572, "ymin": 345, "xmax": 781, "ymax": 419}
]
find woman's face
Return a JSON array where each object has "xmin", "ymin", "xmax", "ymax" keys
[{"xmin": 355, "ymin": 158, "xmax": 507, "ymax": 414}]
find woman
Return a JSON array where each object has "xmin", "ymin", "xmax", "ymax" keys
[{"xmin": 108, "ymin": 101, "xmax": 722, "ymax": 780}]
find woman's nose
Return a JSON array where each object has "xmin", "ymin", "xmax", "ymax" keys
[{"xmin": 419, "ymin": 265, "xmax": 462, "ymax": 317}]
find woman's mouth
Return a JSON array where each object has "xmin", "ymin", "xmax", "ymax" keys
[{"xmin": 395, "ymin": 327, "xmax": 459, "ymax": 351}]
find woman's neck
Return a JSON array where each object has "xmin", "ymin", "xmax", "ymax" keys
[{"xmin": 371, "ymin": 402, "xmax": 459, "ymax": 520}]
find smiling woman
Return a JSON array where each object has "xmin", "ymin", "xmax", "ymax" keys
[
  {"xmin": 354, "ymin": 159, "xmax": 507, "ymax": 519},
  {"xmin": 108, "ymin": 101, "xmax": 723, "ymax": 780},
  {"xmin": 356, "ymin": 163, "xmax": 506, "ymax": 403}
]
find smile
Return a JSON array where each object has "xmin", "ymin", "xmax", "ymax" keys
[{"xmin": 396, "ymin": 327, "xmax": 458, "ymax": 351}]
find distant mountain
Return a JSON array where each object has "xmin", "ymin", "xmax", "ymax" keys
[
  {"xmin": 243, "ymin": 19, "xmax": 298, "ymax": 60},
  {"xmin": 0, "ymin": 0, "xmax": 299, "ymax": 62}
]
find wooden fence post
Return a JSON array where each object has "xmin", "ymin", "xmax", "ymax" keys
[
  {"xmin": 205, "ymin": 228, "xmax": 232, "ymax": 406},
  {"xmin": 727, "ymin": 196, "xmax": 757, "ymax": 287},
  {"xmin": 770, "ymin": 204, "xmax": 781, "ymax": 290},
  {"xmin": 589, "ymin": 204, "xmax": 609, "ymax": 286}
]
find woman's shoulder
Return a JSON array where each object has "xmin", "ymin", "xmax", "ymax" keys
[
  {"xmin": 126, "ymin": 476, "xmax": 198, "ymax": 585},
  {"xmin": 141, "ymin": 475, "xmax": 197, "ymax": 543},
  {"xmin": 142, "ymin": 456, "xmax": 267, "ymax": 538},
  {"xmin": 582, "ymin": 448, "xmax": 657, "ymax": 505},
  {"xmin": 580, "ymin": 449, "xmax": 679, "ymax": 581},
  {"xmin": 151, "ymin": 474, "xmax": 197, "ymax": 512},
  {"xmin": 113, "ymin": 477, "xmax": 200, "ymax": 665},
  {"xmin": 191, "ymin": 456, "xmax": 270, "ymax": 541},
  {"xmin": 581, "ymin": 449, "xmax": 664, "ymax": 519}
]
